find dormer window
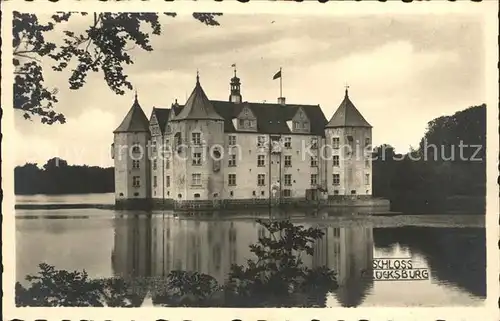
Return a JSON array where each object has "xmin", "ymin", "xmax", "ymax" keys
[
  {"xmin": 291, "ymin": 108, "xmax": 310, "ymax": 133},
  {"xmin": 236, "ymin": 106, "xmax": 257, "ymax": 131}
]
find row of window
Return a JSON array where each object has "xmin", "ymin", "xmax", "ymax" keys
[
  {"xmin": 331, "ymin": 137, "xmax": 371, "ymax": 149},
  {"xmin": 139, "ymin": 136, "xmax": 370, "ymax": 153},
  {"xmin": 332, "ymin": 174, "xmax": 370, "ymax": 185},
  {"xmin": 152, "ymin": 190, "xmax": 296, "ymax": 199},
  {"xmin": 143, "ymin": 155, "xmax": 370, "ymax": 170},
  {"xmin": 143, "ymin": 174, "xmax": 370, "ymax": 189},
  {"xmin": 150, "ymin": 173, "xmax": 313, "ymax": 188}
]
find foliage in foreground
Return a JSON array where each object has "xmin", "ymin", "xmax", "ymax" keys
[{"xmin": 16, "ymin": 219, "xmax": 337, "ymax": 307}]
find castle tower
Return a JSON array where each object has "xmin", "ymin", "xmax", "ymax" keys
[
  {"xmin": 325, "ymin": 87, "xmax": 372, "ymax": 197},
  {"xmin": 169, "ymin": 72, "xmax": 225, "ymax": 201},
  {"xmin": 229, "ymin": 66, "xmax": 242, "ymax": 104},
  {"xmin": 112, "ymin": 93, "xmax": 152, "ymax": 209}
]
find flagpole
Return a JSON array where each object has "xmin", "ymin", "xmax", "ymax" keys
[{"xmin": 279, "ymin": 67, "xmax": 282, "ymax": 98}]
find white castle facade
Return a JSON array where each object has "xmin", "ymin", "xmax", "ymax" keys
[{"xmin": 111, "ymin": 71, "xmax": 376, "ymax": 210}]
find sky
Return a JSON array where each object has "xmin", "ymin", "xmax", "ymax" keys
[{"xmin": 14, "ymin": 13, "xmax": 485, "ymax": 168}]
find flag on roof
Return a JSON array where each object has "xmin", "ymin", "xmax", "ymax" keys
[
  {"xmin": 231, "ymin": 63, "xmax": 236, "ymax": 67},
  {"xmin": 273, "ymin": 70, "xmax": 281, "ymax": 80}
]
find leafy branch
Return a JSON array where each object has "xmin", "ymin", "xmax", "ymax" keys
[{"xmin": 13, "ymin": 11, "xmax": 222, "ymax": 125}]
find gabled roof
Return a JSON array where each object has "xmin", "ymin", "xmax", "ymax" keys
[
  {"xmin": 168, "ymin": 100, "xmax": 328, "ymax": 136},
  {"xmin": 170, "ymin": 76, "xmax": 224, "ymax": 122},
  {"xmin": 326, "ymin": 90, "xmax": 371, "ymax": 128},
  {"xmin": 113, "ymin": 95, "xmax": 150, "ymax": 133},
  {"xmin": 150, "ymin": 107, "xmax": 172, "ymax": 134}
]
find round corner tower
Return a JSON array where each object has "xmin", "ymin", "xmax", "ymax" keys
[
  {"xmin": 168, "ymin": 73, "xmax": 225, "ymax": 202},
  {"xmin": 325, "ymin": 88, "xmax": 372, "ymax": 197},
  {"xmin": 112, "ymin": 94, "xmax": 152, "ymax": 209}
]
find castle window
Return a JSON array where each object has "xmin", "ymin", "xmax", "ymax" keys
[
  {"xmin": 194, "ymin": 193, "xmax": 200, "ymax": 198},
  {"xmin": 284, "ymin": 155, "xmax": 292, "ymax": 167},
  {"xmin": 293, "ymin": 121, "xmax": 300, "ymax": 130},
  {"xmin": 347, "ymin": 136, "xmax": 355, "ymax": 150},
  {"xmin": 174, "ymin": 132, "xmax": 182, "ymax": 146},
  {"xmin": 228, "ymin": 135, "xmax": 236, "ymax": 146},
  {"xmin": 192, "ymin": 152, "xmax": 202, "ymax": 166},
  {"xmin": 333, "ymin": 174, "xmax": 340, "ymax": 185},
  {"xmin": 257, "ymin": 174, "xmax": 266, "ymax": 186},
  {"xmin": 333, "ymin": 156, "xmax": 340, "ymax": 167},
  {"xmin": 132, "ymin": 145, "xmax": 141, "ymax": 153},
  {"xmin": 311, "ymin": 137, "xmax": 318, "ymax": 149},
  {"xmin": 153, "ymin": 176, "xmax": 157, "ymax": 188},
  {"xmin": 310, "ymin": 156, "xmax": 318, "ymax": 167},
  {"xmin": 283, "ymin": 189, "xmax": 291, "ymax": 197},
  {"xmin": 310, "ymin": 174, "xmax": 318, "ymax": 186},
  {"xmin": 133, "ymin": 176, "xmax": 141, "ymax": 187},
  {"xmin": 151, "ymin": 141, "xmax": 157, "ymax": 154},
  {"xmin": 334, "ymin": 190, "xmax": 339, "ymax": 195},
  {"xmin": 153, "ymin": 159, "xmax": 157, "ymax": 170},
  {"xmin": 261, "ymin": 191, "xmax": 265, "ymax": 196},
  {"xmin": 303, "ymin": 121, "xmax": 309, "ymax": 129},
  {"xmin": 230, "ymin": 191, "xmax": 234, "ymax": 197},
  {"xmin": 228, "ymin": 154, "xmax": 237, "ymax": 167},
  {"xmin": 257, "ymin": 155, "xmax": 266, "ymax": 167},
  {"xmin": 119, "ymin": 193, "xmax": 124, "ymax": 196},
  {"xmin": 365, "ymin": 158, "xmax": 370, "ymax": 168},
  {"xmin": 166, "ymin": 159, "xmax": 170, "ymax": 169},
  {"xmin": 228, "ymin": 174, "xmax": 237, "ymax": 186},
  {"xmin": 191, "ymin": 173, "xmax": 202, "ymax": 186},
  {"xmin": 284, "ymin": 137, "xmax": 291, "ymax": 148},
  {"xmin": 365, "ymin": 137, "xmax": 371, "ymax": 147},
  {"xmin": 257, "ymin": 135, "xmax": 266, "ymax": 147},
  {"xmin": 166, "ymin": 176, "xmax": 170, "ymax": 187},
  {"xmin": 351, "ymin": 190, "xmax": 357, "ymax": 195},
  {"xmin": 132, "ymin": 160, "xmax": 140, "ymax": 169},
  {"xmin": 134, "ymin": 192, "xmax": 139, "ymax": 196},
  {"xmin": 284, "ymin": 174, "xmax": 292, "ymax": 186},
  {"xmin": 252, "ymin": 191, "xmax": 256, "ymax": 196},
  {"xmin": 332, "ymin": 137, "xmax": 340, "ymax": 149},
  {"xmin": 192, "ymin": 132, "xmax": 202, "ymax": 145},
  {"xmin": 365, "ymin": 174, "xmax": 370, "ymax": 185},
  {"xmin": 178, "ymin": 194, "xmax": 182, "ymax": 198}
]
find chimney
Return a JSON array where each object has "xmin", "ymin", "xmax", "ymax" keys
[{"xmin": 278, "ymin": 97, "xmax": 286, "ymax": 105}]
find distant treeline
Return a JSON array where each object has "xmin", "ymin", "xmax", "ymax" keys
[
  {"xmin": 372, "ymin": 104, "xmax": 486, "ymax": 214},
  {"xmin": 15, "ymin": 158, "xmax": 114, "ymax": 195}
]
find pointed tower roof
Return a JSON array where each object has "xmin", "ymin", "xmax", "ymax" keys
[
  {"xmin": 113, "ymin": 92, "xmax": 150, "ymax": 133},
  {"xmin": 326, "ymin": 88, "xmax": 372, "ymax": 128},
  {"xmin": 171, "ymin": 72, "xmax": 224, "ymax": 121}
]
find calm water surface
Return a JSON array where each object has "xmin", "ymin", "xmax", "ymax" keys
[{"xmin": 15, "ymin": 194, "xmax": 486, "ymax": 307}]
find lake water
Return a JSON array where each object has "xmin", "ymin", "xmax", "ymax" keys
[{"xmin": 15, "ymin": 194, "xmax": 486, "ymax": 307}]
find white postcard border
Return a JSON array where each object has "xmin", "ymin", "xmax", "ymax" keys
[{"xmin": 2, "ymin": 1, "xmax": 499, "ymax": 320}]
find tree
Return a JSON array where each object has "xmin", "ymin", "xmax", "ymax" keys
[{"xmin": 13, "ymin": 12, "xmax": 222, "ymax": 124}]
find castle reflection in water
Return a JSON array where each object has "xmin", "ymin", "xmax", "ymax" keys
[{"xmin": 111, "ymin": 214, "xmax": 375, "ymax": 307}]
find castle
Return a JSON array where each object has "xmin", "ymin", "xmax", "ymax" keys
[{"xmin": 111, "ymin": 69, "xmax": 379, "ymax": 210}]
